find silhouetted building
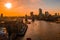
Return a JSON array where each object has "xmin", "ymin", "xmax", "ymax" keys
[
  {"xmin": 38, "ymin": 8, "xmax": 44, "ymax": 20},
  {"xmin": 45, "ymin": 11, "xmax": 49, "ymax": 17},
  {"xmin": 30, "ymin": 12, "xmax": 35, "ymax": 22},
  {"xmin": 0, "ymin": 13, "xmax": 4, "ymax": 21},
  {"xmin": 1, "ymin": 13, "xmax": 3, "ymax": 18},
  {"xmin": 30, "ymin": 12, "xmax": 34, "ymax": 16},
  {"xmin": 55, "ymin": 13, "xmax": 58, "ymax": 16},
  {"xmin": 39, "ymin": 8, "xmax": 42, "ymax": 15},
  {"xmin": 58, "ymin": 13, "xmax": 60, "ymax": 16}
]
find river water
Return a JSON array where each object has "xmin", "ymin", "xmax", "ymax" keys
[{"xmin": 17, "ymin": 20, "xmax": 60, "ymax": 40}]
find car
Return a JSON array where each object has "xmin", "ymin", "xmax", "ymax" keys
[{"xmin": 0, "ymin": 27, "xmax": 8, "ymax": 40}]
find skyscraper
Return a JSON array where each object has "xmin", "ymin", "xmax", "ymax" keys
[
  {"xmin": 39, "ymin": 8, "xmax": 42, "ymax": 15},
  {"xmin": 38, "ymin": 8, "xmax": 44, "ymax": 20},
  {"xmin": 30, "ymin": 12, "xmax": 34, "ymax": 16},
  {"xmin": 55, "ymin": 13, "xmax": 58, "ymax": 16},
  {"xmin": 45, "ymin": 11, "xmax": 49, "ymax": 17}
]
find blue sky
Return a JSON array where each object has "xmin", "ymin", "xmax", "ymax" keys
[{"xmin": 42, "ymin": 0, "xmax": 60, "ymax": 8}]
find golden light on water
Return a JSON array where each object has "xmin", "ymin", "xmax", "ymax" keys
[{"xmin": 5, "ymin": 2, "xmax": 12, "ymax": 9}]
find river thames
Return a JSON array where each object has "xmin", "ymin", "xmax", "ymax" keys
[{"xmin": 16, "ymin": 20, "xmax": 60, "ymax": 40}]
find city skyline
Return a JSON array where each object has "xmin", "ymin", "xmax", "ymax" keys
[{"xmin": 0, "ymin": 0, "xmax": 60, "ymax": 16}]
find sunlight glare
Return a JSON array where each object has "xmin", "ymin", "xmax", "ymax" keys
[{"xmin": 5, "ymin": 2, "xmax": 12, "ymax": 9}]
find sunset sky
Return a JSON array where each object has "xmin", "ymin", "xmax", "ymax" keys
[{"xmin": 0, "ymin": 0, "xmax": 60, "ymax": 16}]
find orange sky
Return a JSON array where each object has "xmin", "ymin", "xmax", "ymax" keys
[{"xmin": 0, "ymin": 0, "xmax": 60, "ymax": 16}]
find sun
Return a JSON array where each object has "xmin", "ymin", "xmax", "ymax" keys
[{"xmin": 5, "ymin": 2, "xmax": 12, "ymax": 9}]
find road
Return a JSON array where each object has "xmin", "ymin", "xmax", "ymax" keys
[{"xmin": 17, "ymin": 20, "xmax": 60, "ymax": 40}]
